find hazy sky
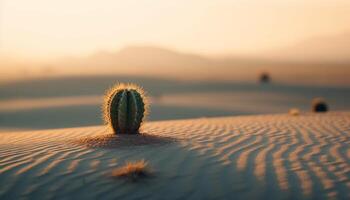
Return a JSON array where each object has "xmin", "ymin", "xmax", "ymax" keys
[{"xmin": 1, "ymin": 0, "xmax": 350, "ymax": 59}]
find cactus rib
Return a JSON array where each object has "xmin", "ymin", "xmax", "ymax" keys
[{"xmin": 103, "ymin": 83, "xmax": 148, "ymax": 134}]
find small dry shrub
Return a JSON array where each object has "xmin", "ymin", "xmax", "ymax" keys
[
  {"xmin": 289, "ymin": 108, "xmax": 300, "ymax": 116},
  {"xmin": 112, "ymin": 160, "xmax": 151, "ymax": 181}
]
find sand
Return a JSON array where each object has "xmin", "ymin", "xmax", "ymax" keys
[
  {"xmin": 2, "ymin": 76, "xmax": 350, "ymax": 131},
  {"xmin": 0, "ymin": 112, "xmax": 349, "ymax": 199}
]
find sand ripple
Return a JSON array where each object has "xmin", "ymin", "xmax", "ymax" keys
[{"xmin": 0, "ymin": 112, "xmax": 349, "ymax": 199}]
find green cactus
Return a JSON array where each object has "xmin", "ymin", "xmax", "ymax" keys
[{"xmin": 103, "ymin": 83, "xmax": 148, "ymax": 134}]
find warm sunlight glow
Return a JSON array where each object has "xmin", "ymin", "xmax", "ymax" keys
[
  {"xmin": 1, "ymin": 2, "xmax": 350, "ymax": 200},
  {"xmin": 1, "ymin": 0, "xmax": 350, "ymax": 58}
]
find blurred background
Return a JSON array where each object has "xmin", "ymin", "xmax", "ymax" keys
[{"xmin": 1, "ymin": 0, "xmax": 350, "ymax": 132}]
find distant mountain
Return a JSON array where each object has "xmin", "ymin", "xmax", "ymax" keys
[
  {"xmin": 50, "ymin": 44, "xmax": 349, "ymax": 86},
  {"xmin": 89, "ymin": 46, "xmax": 215, "ymax": 68},
  {"xmin": 2, "ymin": 34, "xmax": 350, "ymax": 86},
  {"xmin": 266, "ymin": 32, "xmax": 350, "ymax": 63},
  {"xmin": 55, "ymin": 46, "xmax": 227, "ymax": 81}
]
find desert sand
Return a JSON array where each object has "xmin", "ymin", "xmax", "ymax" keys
[
  {"xmin": 1, "ymin": 76, "xmax": 350, "ymax": 131},
  {"xmin": 0, "ymin": 112, "xmax": 349, "ymax": 199}
]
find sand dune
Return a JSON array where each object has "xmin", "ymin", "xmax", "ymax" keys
[{"xmin": 0, "ymin": 112, "xmax": 349, "ymax": 199}]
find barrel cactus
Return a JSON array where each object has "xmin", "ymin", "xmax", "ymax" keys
[
  {"xmin": 103, "ymin": 83, "xmax": 148, "ymax": 134},
  {"xmin": 312, "ymin": 98, "xmax": 328, "ymax": 113},
  {"xmin": 259, "ymin": 72, "xmax": 270, "ymax": 84}
]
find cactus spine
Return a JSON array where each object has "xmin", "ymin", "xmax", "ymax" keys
[{"xmin": 104, "ymin": 83, "xmax": 148, "ymax": 134}]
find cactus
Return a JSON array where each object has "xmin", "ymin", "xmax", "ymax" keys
[
  {"xmin": 312, "ymin": 98, "xmax": 328, "ymax": 113},
  {"xmin": 259, "ymin": 72, "xmax": 270, "ymax": 84},
  {"xmin": 103, "ymin": 83, "xmax": 148, "ymax": 134}
]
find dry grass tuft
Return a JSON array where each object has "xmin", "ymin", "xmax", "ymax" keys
[
  {"xmin": 289, "ymin": 108, "xmax": 300, "ymax": 116},
  {"xmin": 112, "ymin": 160, "xmax": 151, "ymax": 181}
]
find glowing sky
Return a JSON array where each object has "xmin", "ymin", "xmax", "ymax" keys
[{"xmin": 1, "ymin": 0, "xmax": 350, "ymax": 58}]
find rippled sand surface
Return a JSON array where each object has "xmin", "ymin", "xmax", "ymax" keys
[{"xmin": 0, "ymin": 112, "xmax": 349, "ymax": 199}]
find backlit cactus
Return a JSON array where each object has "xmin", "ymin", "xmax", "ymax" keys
[{"xmin": 103, "ymin": 83, "xmax": 148, "ymax": 134}]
